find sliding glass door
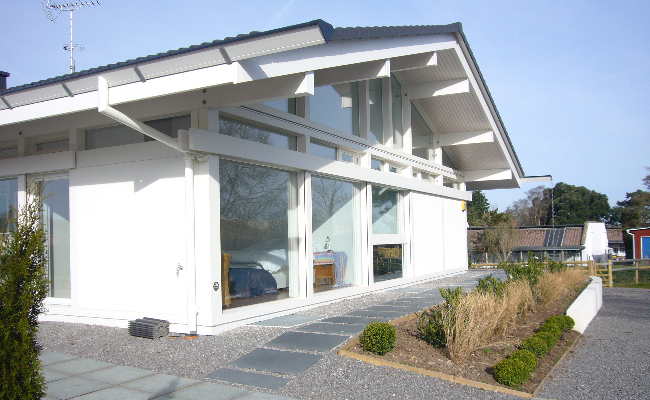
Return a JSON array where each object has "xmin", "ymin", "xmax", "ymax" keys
[{"xmin": 40, "ymin": 175, "xmax": 71, "ymax": 299}]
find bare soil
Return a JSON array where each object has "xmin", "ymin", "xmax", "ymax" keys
[{"xmin": 346, "ymin": 287, "xmax": 584, "ymax": 394}]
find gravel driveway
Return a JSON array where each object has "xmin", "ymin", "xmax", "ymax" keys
[{"xmin": 37, "ymin": 274, "xmax": 649, "ymax": 400}]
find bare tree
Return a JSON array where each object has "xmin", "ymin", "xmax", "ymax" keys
[{"xmin": 509, "ymin": 185, "xmax": 548, "ymax": 226}]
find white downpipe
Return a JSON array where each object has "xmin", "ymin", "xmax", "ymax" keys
[
  {"xmin": 97, "ymin": 76, "xmax": 198, "ymax": 333},
  {"xmin": 97, "ymin": 76, "xmax": 179, "ymax": 149},
  {"xmin": 184, "ymin": 153, "xmax": 198, "ymax": 333}
]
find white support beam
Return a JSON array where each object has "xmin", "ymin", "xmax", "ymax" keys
[
  {"xmin": 462, "ymin": 169, "xmax": 512, "ymax": 182},
  {"xmin": 408, "ymin": 79, "xmax": 470, "ymax": 100},
  {"xmin": 438, "ymin": 130, "xmax": 494, "ymax": 147},
  {"xmin": 390, "ymin": 52, "xmax": 437, "ymax": 71},
  {"xmin": 314, "ymin": 59, "xmax": 390, "ymax": 87},
  {"xmin": 521, "ymin": 175, "xmax": 552, "ymax": 183}
]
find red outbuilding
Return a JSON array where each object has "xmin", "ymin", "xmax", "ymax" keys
[{"xmin": 626, "ymin": 227, "xmax": 650, "ymax": 259}]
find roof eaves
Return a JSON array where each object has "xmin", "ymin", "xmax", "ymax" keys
[{"xmin": 0, "ymin": 19, "xmax": 334, "ymax": 96}]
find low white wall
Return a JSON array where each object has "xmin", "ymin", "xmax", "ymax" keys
[{"xmin": 566, "ymin": 276, "xmax": 603, "ymax": 333}]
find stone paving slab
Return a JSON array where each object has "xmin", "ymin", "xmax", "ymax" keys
[
  {"xmin": 346, "ymin": 310, "xmax": 410, "ymax": 318},
  {"xmin": 249, "ymin": 315, "xmax": 323, "ymax": 327},
  {"xmin": 381, "ymin": 300, "xmax": 440, "ymax": 308},
  {"xmin": 296, "ymin": 322, "xmax": 366, "ymax": 335},
  {"xmin": 163, "ymin": 381, "xmax": 249, "ymax": 399},
  {"xmin": 265, "ymin": 331, "xmax": 349, "ymax": 352},
  {"xmin": 320, "ymin": 316, "xmax": 389, "ymax": 324},
  {"xmin": 388, "ymin": 286, "xmax": 430, "ymax": 292},
  {"xmin": 43, "ymin": 369, "xmax": 71, "ymax": 383},
  {"xmin": 206, "ymin": 368, "xmax": 291, "ymax": 390},
  {"xmin": 40, "ymin": 351, "xmax": 78, "ymax": 366},
  {"xmin": 45, "ymin": 376, "xmax": 112, "ymax": 399},
  {"xmin": 79, "ymin": 365, "xmax": 156, "ymax": 385},
  {"xmin": 119, "ymin": 373, "xmax": 199, "ymax": 396},
  {"xmin": 45, "ymin": 358, "xmax": 114, "ymax": 375},
  {"xmin": 230, "ymin": 348, "xmax": 322, "ymax": 376},
  {"xmin": 73, "ymin": 386, "xmax": 153, "ymax": 400},
  {"xmin": 362, "ymin": 305, "xmax": 420, "ymax": 312}
]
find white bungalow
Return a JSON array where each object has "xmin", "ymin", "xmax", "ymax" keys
[{"xmin": 0, "ymin": 20, "xmax": 537, "ymax": 334}]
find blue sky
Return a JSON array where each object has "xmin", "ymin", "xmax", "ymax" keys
[{"xmin": 2, "ymin": 1, "xmax": 649, "ymax": 210}]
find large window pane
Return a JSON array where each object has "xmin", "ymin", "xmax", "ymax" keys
[
  {"xmin": 219, "ymin": 117, "xmax": 297, "ymax": 151},
  {"xmin": 373, "ymin": 244, "xmax": 403, "ymax": 281},
  {"xmin": 220, "ymin": 160, "xmax": 298, "ymax": 309},
  {"xmin": 312, "ymin": 176, "xmax": 361, "ymax": 292},
  {"xmin": 259, "ymin": 98, "xmax": 297, "ymax": 114},
  {"xmin": 86, "ymin": 114, "xmax": 190, "ymax": 150},
  {"xmin": 310, "ymin": 83, "xmax": 360, "ymax": 136},
  {"xmin": 0, "ymin": 178, "xmax": 18, "ymax": 230},
  {"xmin": 311, "ymin": 142, "xmax": 336, "ymax": 160},
  {"xmin": 368, "ymin": 78, "xmax": 383, "ymax": 144},
  {"xmin": 371, "ymin": 185, "xmax": 401, "ymax": 234},
  {"xmin": 41, "ymin": 178, "xmax": 70, "ymax": 298}
]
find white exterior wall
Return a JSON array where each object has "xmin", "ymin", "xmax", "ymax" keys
[
  {"xmin": 442, "ymin": 198, "xmax": 468, "ymax": 272},
  {"xmin": 411, "ymin": 192, "xmax": 444, "ymax": 276},
  {"xmin": 43, "ymin": 142, "xmax": 189, "ymax": 327},
  {"xmin": 582, "ymin": 222, "xmax": 608, "ymax": 261}
]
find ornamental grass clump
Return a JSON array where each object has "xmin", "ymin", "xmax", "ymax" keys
[
  {"xmin": 0, "ymin": 182, "xmax": 49, "ymax": 400},
  {"xmin": 360, "ymin": 321, "xmax": 396, "ymax": 355}
]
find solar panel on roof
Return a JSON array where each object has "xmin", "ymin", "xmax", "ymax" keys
[{"xmin": 543, "ymin": 228, "xmax": 565, "ymax": 247}]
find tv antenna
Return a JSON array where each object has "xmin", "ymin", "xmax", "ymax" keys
[{"xmin": 43, "ymin": 1, "xmax": 100, "ymax": 74}]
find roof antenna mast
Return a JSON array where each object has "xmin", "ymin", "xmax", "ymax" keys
[{"xmin": 43, "ymin": 0, "xmax": 100, "ymax": 74}]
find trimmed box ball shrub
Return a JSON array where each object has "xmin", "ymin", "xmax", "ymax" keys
[
  {"xmin": 535, "ymin": 332, "xmax": 558, "ymax": 349},
  {"xmin": 519, "ymin": 336, "xmax": 549, "ymax": 358},
  {"xmin": 545, "ymin": 315, "xmax": 575, "ymax": 331},
  {"xmin": 537, "ymin": 323, "xmax": 562, "ymax": 339},
  {"xmin": 494, "ymin": 358, "xmax": 531, "ymax": 387},
  {"xmin": 508, "ymin": 349, "xmax": 539, "ymax": 373},
  {"xmin": 360, "ymin": 321, "xmax": 396, "ymax": 355}
]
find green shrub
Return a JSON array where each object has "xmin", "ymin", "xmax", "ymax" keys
[
  {"xmin": 502, "ymin": 254, "xmax": 545, "ymax": 287},
  {"xmin": 547, "ymin": 260, "xmax": 567, "ymax": 273},
  {"xmin": 417, "ymin": 308, "xmax": 446, "ymax": 348},
  {"xmin": 537, "ymin": 323, "xmax": 562, "ymax": 339},
  {"xmin": 535, "ymin": 332, "xmax": 558, "ymax": 349},
  {"xmin": 360, "ymin": 321, "xmax": 396, "ymax": 355},
  {"xmin": 476, "ymin": 275, "xmax": 506, "ymax": 296},
  {"xmin": 508, "ymin": 349, "xmax": 538, "ymax": 373},
  {"xmin": 439, "ymin": 286, "xmax": 464, "ymax": 307},
  {"xmin": 545, "ymin": 315, "xmax": 575, "ymax": 331},
  {"xmin": 519, "ymin": 336, "xmax": 549, "ymax": 357},
  {"xmin": 494, "ymin": 358, "xmax": 531, "ymax": 387},
  {"xmin": 0, "ymin": 182, "xmax": 49, "ymax": 400}
]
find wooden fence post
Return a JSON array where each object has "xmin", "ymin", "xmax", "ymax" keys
[
  {"xmin": 608, "ymin": 262, "xmax": 613, "ymax": 288},
  {"xmin": 636, "ymin": 261, "xmax": 639, "ymax": 284},
  {"xmin": 588, "ymin": 260, "xmax": 594, "ymax": 276}
]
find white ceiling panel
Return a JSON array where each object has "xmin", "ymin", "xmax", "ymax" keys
[
  {"xmin": 401, "ymin": 49, "xmax": 466, "ymax": 84},
  {"xmin": 444, "ymin": 141, "xmax": 510, "ymax": 171}
]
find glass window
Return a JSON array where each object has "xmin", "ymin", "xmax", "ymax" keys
[
  {"xmin": 86, "ymin": 114, "xmax": 190, "ymax": 150},
  {"xmin": 341, "ymin": 152, "xmax": 359, "ymax": 164},
  {"xmin": 0, "ymin": 178, "xmax": 18, "ymax": 230},
  {"xmin": 0, "ymin": 146, "xmax": 18, "ymax": 158},
  {"xmin": 373, "ymin": 244, "xmax": 403, "ymax": 282},
  {"xmin": 40, "ymin": 177, "xmax": 70, "ymax": 298},
  {"xmin": 260, "ymin": 98, "xmax": 297, "ymax": 114},
  {"xmin": 35, "ymin": 138, "xmax": 69, "ymax": 153},
  {"xmin": 371, "ymin": 185, "xmax": 401, "ymax": 234},
  {"xmin": 311, "ymin": 142, "xmax": 336, "ymax": 160},
  {"xmin": 219, "ymin": 117, "xmax": 297, "ymax": 151},
  {"xmin": 312, "ymin": 176, "xmax": 361, "ymax": 291},
  {"xmin": 371, "ymin": 158, "xmax": 383, "ymax": 171},
  {"xmin": 392, "ymin": 75, "xmax": 403, "ymax": 150},
  {"xmin": 220, "ymin": 160, "xmax": 298, "ymax": 309},
  {"xmin": 310, "ymin": 83, "xmax": 360, "ymax": 136},
  {"xmin": 368, "ymin": 78, "xmax": 383, "ymax": 144},
  {"xmin": 442, "ymin": 148, "xmax": 457, "ymax": 170}
]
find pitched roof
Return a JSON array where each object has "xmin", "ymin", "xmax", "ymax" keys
[{"xmin": 607, "ymin": 228, "xmax": 623, "ymax": 243}]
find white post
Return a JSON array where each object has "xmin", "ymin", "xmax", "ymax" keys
[{"xmin": 184, "ymin": 153, "xmax": 197, "ymax": 333}]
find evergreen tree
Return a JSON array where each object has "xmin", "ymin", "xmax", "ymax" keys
[{"xmin": 467, "ymin": 190, "xmax": 490, "ymax": 226}]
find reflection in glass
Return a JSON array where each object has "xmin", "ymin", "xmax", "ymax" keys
[
  {"xmin": 36, "ymin": 138, "xmax": 68, "ymax": 153},
  {"xmin": 392, "ymin": 75, "xmax": 403, "ymax": 149},
  {"xmin": 86, "ymin": 114, "xmax": 190, "ymax": 150},
  {"xmin": 371, "ymin": 185, "xmax": 401, "ymax": 234},
  {"xmin": 368, "ymin": 78, "xmax": 383, "ymax": 144},
  {"xmin": 0, "ymin": 146, "xmax": 18, "ymax": 158},
  {"xmin": 41, "ymin": 178, "xmax": 70, "ymax": 298},
  {"xmin": 411, "ymin": 105, "xmax": 433, "ymax": 161},
  {"xmin": 312, "ymin": 176, "xmax": 361, "ymax": 292},
  {"xmin": 311, "ymin": 142, "xmax": 336, "ymax": 160},
  {"xmin": 260, "ymin": 98, "xmax": 297, "ymax": 114},
  {"xmin": 373, "ymin": 244, "xmax": 402, "ymax": 281},
  {"xmin": 219, "ymin": 117, "xmax": 297, "ymax": 151},
  {"xmin": 220, "ymin": 160, "xmax": 298, "ymax": 309},
  {"xmin": 0, "ymin": 178, "xmax": 18, "ymax": 230},
  {"xmin": 310, "ymin": 83, "xmax": 360, "ymax": 136},
  {"xmin": 371, "ymin": 158, "xmax": 383, "ymax": 171}
]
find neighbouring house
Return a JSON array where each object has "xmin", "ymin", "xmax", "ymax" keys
[
  {"xmin": 468, "ymin": 222, "xmax": 624, "ymax": 263},
  {"xmin": 0, "ymin": 20, "xmax": 540, "ymax": 334},
  {"xmin": 626, "ymin": 227, "xmax": 650, "ymax": 259}
]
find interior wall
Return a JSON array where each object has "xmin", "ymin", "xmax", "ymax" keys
[
  {"xmin": 70, "ymin": 144, "xmax": 187, "ymax": 317},
  {"xmin": 411, "ymin": 192, "xmax": 444, "ymax": 276}
]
